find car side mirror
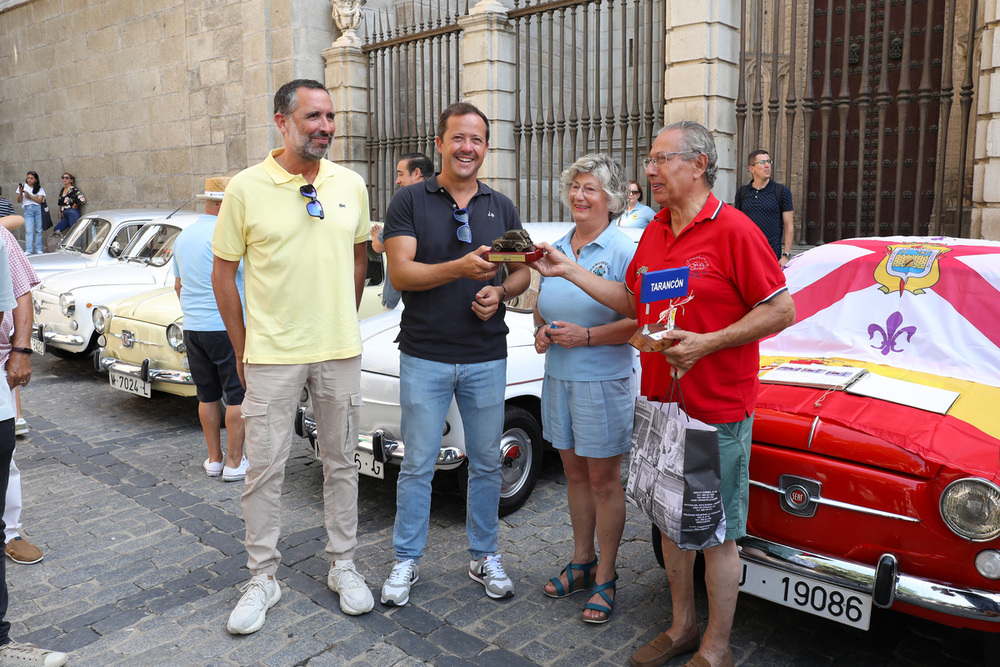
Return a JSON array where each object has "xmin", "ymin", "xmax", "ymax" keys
[{"xmin": 109, "ymin": 241, "xmax": 122, "ymax": 258}]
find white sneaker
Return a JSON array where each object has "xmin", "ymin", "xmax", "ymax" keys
[
  {"xmin": 222, "ymin": 457, "xmax": 249, "ymax": 482},
  {"xmin": 327, "ymin": 560, "xmax": 375, "ymax": 615},
  {"xmin": 0, "ymin": 640, "xmax": 69, "ymax": 666},
  {"xmin": 227, "ymin": 573, "xmax": 280, "ymax": 635},
  {"xmin": 380, "ymin": 559, "xmax": 419, "ymax": 606},
  {"xmin": 13, "ymin": 419, "xmax": 27, "ymax": 437},
  {"xmin": 469, "ymin": 554, "xmax": 514, "ymax": 599},
  {"xmin": 203, "ymin": 458, "xmax": 223, "ymax": 477}
]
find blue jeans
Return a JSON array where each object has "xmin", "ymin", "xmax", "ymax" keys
[
  {"xmin": 22, "ymin": 206, "xmax": 41, "ymax": 254},
  {"xmin": 394, "ymin": 353, "xmax": 506, "ymax": 561},
  {"xmin": 54, "ymin": 206, "xmax": 80, "ymax": 233}
]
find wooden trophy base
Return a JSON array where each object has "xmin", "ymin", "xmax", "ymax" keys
[
  {"xmin": 484, "ymin": 248, "xmax": 543, "ymax": 263},
  {"xmin": 629, "ymin": 323, "xmax": 676, "ymax": 353}
]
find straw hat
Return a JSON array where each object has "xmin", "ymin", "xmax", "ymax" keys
[{"xmin": 196, "ymin": 176, "xmax": 231, "ymax": 200}]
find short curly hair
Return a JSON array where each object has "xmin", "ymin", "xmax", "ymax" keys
[{"xmin": 560, "ymin": 153, "xmax": 629, "ymax": 221}]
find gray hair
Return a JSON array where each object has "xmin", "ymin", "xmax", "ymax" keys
[
  {"xmin": 273, "ymin": 79, "xmax": 328, "ymax": 116},
  {"xmin": 560, "ymin": 153, "xmax": 629, "ymax": 220},
  {"xmin": 660, "ymin": 121, "xmax": 719, "ymax": 188}
]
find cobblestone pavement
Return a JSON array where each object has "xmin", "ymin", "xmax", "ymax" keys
[{"xmin": 5, "ymin": 354, "xmax": 992, "ymax": 666}]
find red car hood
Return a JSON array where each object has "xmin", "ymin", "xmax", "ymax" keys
[{"xmin": 757, "ymin": 355, "xmax": 1000, "ymax": 484}]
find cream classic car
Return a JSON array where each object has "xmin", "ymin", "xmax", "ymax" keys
[{"xmin": 93, "ymin": 244, "xmax": 393, "ymax": 398}]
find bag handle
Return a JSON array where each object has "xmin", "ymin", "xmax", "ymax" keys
[{"xmin": 665, "ymin": 376, "xmax": 691, "ymax": 422}]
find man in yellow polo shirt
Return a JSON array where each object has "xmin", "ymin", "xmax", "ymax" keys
[{"xmin": 212, "ymin": 78, "xmax": 375, "ymax": 635}]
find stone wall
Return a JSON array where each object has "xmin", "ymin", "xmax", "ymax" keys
[{"xmin": 0, "ymin": 0, "xmax": 334, "ymax": 214}]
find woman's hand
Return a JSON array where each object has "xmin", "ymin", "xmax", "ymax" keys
[
  {"xmin": 546, "ymin": 320, "xmax": 589, "ymax": 349},
  {"xmin": 533, "ymin": 323, "xmax": 552, "ymax": 354}
]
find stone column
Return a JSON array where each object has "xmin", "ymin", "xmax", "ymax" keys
[
  {"xmin": 973, "ymin": 0, "xmax": 1000, "ymax": 240},
  {"xmin": 324, "ymin": 39, "xmax": 369, "ymax": 180},
  {"xmin": 661, "ymin": 1, "xmax": 741, "ymax": 200},
  {"xmin": 458, "ymin": 0, "xmax": 517, "ymax": 198}
]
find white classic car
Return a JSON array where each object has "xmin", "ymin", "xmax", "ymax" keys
[
  {"xmin": 295, "ymin": 223, "xmax": 642, "ymax": 515},
  {"xmin": 31, "ymin": 212, "xmax": 200, "ymax": 358},
  {"xmin": 28, "ymin": 209, "xmax": 170, "ymax": 281}
]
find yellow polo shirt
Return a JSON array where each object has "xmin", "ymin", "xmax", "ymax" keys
[{"xmin": 213, "ymin": 149, "xmax": 370, "ymax": 364}]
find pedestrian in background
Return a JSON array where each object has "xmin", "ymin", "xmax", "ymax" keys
[
  {"xmin": 173, "ymin": 177, "xmax": 247, "ymax": 483},
  {"xmin": 53, "ymin": 173, "xmax": 86, "ymax": 235},
  {"xmin": 733, "ymin": 150, "xmax": 794, "ymax": 266},
  {"xmin": 15, "ymin": 173, "xmax": 45, "ymax": 255},
  {"xmin": 534, "ymin": 153, "xmax": 637, "ymax": 624},
  {"xmin": 370, "ymin": 152, "xmax": 433, "ymax": 310},
  {"xmin": 213, "ymin": 78, "xmax": 375, "ymax": 635},
  {"xmin": 614, "ymin": 180, "xmax": 655, "ymax": 229}
]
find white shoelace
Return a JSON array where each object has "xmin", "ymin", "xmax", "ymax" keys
[
  {"xmin": 482, "ymin": 554, "xmax": 506, "ymax": 577},
  {"xmin": 237, "ymin": 578, "xmax": 271, "ymax": 607}
]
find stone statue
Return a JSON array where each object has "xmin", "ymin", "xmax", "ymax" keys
[{"xmin": 331, "ymin": 0, "xmax": 365, "ymax": 46}]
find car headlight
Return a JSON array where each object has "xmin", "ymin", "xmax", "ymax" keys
[
  {"xmin": 940, "ymin": 478, "xmax": 1000, "ymax": 541},
  {"xmin": 92, "ymin": 306, "xmax": 110, "ymax": 334},
  {"xmin": 59, "ymin": 292, "xmax": 75, "ymax": 317},
  {"xmin": 166, "ymin": 323, "xmax": 185, "ymax": 352}
]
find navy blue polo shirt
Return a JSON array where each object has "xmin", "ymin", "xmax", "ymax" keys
[
  {"xmin": 383, "ymin": 175, "xmax": 522, "ymax": 364},
  {"xmin": 735, "ymin": 180, "xmax": 793, "ymax": 259}
]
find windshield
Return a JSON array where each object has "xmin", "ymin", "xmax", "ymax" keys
[
  {"xmin": 61, "ymin": 217, "xmax": 111, "ymax": 255},
  {"xmin": 121, "ymin": 223, "xmax": 182, "ymax": 267}
]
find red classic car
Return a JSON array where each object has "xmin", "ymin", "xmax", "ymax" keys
[{"xmin": 653, "ymin": 237, "xmax": 1000, "ymax": 661}]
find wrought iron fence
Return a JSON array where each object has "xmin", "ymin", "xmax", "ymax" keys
[
  {"xmin": 363, "ymin": 1, "xmax": 466, "ymax": 219},
  {"xmin": 510, "ymin": 0, "xmax": 666, "ymax": 222},
  {"xmin": 736, "ymin": 0, "xmax": 979, "ymax": 243}
]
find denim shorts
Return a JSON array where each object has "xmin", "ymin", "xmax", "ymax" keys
[
  {"xmin": 714, "ymin": 414, "xmax": 753, "ymax": 541},
  {"xmin": 541, "ymin": 375, "xmax": 634, "ymax": 459},
  {"xmin": 183, "ymin": 329, "xmax": 245, "ymax": 405}
]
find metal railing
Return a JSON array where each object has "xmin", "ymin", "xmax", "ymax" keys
[{"xmin": 736, "ymin": 0, "xmax": 979, "ymax": 242}]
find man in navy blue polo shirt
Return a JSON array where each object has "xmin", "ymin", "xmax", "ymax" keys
[
  {"xmin": 380, "ymin": 102, "xmax": 531, "ymax": 607},
  {"xmin": 733, "ymin": 150, "xmax": 794, "ymax": 266}
]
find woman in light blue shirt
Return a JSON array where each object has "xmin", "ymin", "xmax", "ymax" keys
[
  {"xmin": 614, "ymin": 180, "xmax": 655, "ymax": 229},
  {"xmin": 535, "ymin": 154, "xmax": 637, "ymax": 624}
]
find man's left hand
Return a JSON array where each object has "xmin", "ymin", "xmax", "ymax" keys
[
  {"xmin": 656, "ymin": 328, "xmax": 714, "ymax": 378},
  {"xmin": 472, "ymin": 284, "xmax": 505, "ymax": 321},
  {"xmin": 6, "ymin": 353, "xmax": 31, "ymax": 389}
]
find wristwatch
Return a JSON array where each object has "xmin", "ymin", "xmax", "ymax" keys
[
  {"xmin": 10, "ymin": 347, "xmax": 32, "ymax": 355},
  {"xmin": 781, "ymin": 252, "xmax": 791, "ymax": 258},
  {"xmin": 533, "ymin": 324, "xmax": 545, "ymax": 336}
]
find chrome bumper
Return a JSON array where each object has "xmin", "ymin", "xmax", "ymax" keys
[
  {"xmin": 294, "ymin": 406, "xmax": 465, "ymax": 471},
  {"xmin": 33, "ymin": 323, "xmax": 86, "ymax": 348},
  {"xmin": 739, "ymin": 535, "xmax": 1000, "ymax": 625},
  {"xmin": 96, "ymin": 348, "xmax": 193, "ymax": 386}
]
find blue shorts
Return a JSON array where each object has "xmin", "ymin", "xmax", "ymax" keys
[
  {"xmin": 183, "ymin": 329, "xmax": 245, "ymax": 405},
  {"xmin": 541, "ymin": 375, "xmax": 634, "ymax": 459},
  {"xmin": 714, "ymin": 414, "xmax": 753, "ymax": 541}
]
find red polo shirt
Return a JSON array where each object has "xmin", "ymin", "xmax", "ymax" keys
[{"xmin": 626, "ymin": 193, "xmax": 787, "ymax": 423}]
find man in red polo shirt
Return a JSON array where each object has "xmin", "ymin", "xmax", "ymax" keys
[{"xmin": 531, "ymin": 121, "xmax": 794, "ymax": 667}]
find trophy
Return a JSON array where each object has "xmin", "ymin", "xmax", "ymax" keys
[
  {"xmin": 484, "ymin": 229, "xmax": 543, "ymax": 263},
  {"xmin": 629, "ymin": 267, "xmax": 691, "ymax": 352}
]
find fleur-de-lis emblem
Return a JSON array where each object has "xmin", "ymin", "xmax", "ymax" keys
[{"xmin": 867, "ymin": 311, "xmax": 916, "ymax": 355}]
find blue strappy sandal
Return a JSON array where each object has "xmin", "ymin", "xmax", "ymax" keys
[
  {"xmin": 543, "ymin": 557, "xmax": 598, "ymax": 598},
  {"xmin": 582, "ymin": 574, "xmax": 618, "ymax": 624}
]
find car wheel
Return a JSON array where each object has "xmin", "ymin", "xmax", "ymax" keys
[{"xmin": 456, "ymin": 405, "xmax": 543, "ymax": 517}]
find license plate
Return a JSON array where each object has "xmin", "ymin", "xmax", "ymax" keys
[
  {"xmin": 354, "ymin": 448, "xmax": 384, "ymax": 479},
  {"xmin": 30, "ymin": 337, "xmax": 45, "ymax": 355},
  {"xmin": 109, "ymin": 372, "xmax": 151, "ymax": 398},
  {"xmin": 739, "ymin": 558, "xmax": 872, "ymax": 630}
]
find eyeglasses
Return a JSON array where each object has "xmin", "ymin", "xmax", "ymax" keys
[
  {"xmin": 642, "ymin": 151, "xmax": 695, "ymax": 170},
  {"xmin": 61, "ymin": 176, "xmax": 71, "ymax": 180},
  {"xmin": 752, "ymin": 159, "xmax": 773, "ymax": 166},
  {"xmin": 453, "ymin": 208, "xmax": 472, "ymax": 243},
  {"xmin": 628, "ymin": 189, "xmax": 640, "ymax": 195},
  {"xmin": 299, "ymin": 184, "xmax": 324, "ymax": 220}
]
